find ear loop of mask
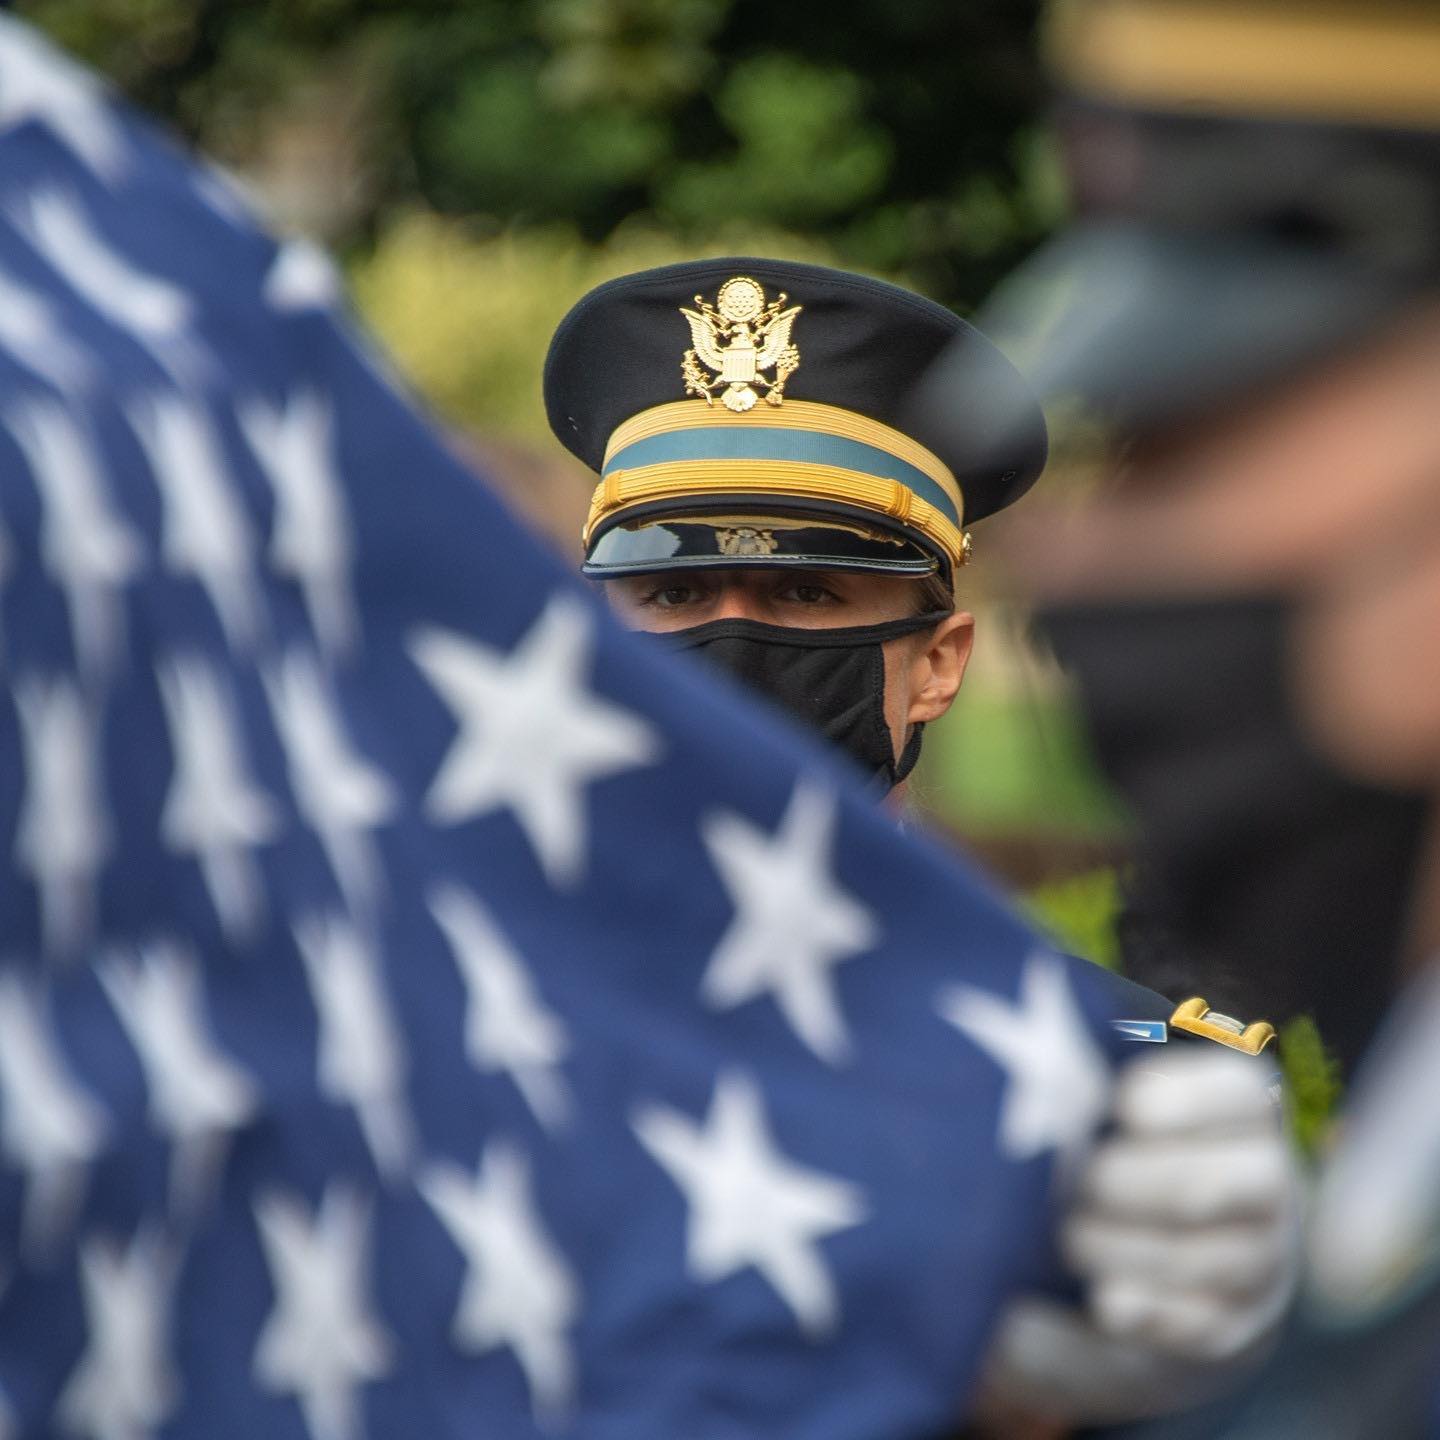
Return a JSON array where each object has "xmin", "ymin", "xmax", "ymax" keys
[{"xmin": 891, "ymin": 718, "xmax": 927, "ymax": 786}]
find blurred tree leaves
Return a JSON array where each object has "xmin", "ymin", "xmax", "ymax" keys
[
  {"xmin": 21, "ymin": 0, "xmax": 1058, "ymax": 310},
  {"xmin": 1025, "ymin": 868, "xmax": 1123, "ymax": 971},
  {"xmin": 1280, "ymin": 1016, "xmax": 1343, "ymax": 1155},
  {"xmin": 420, "ymin": 54, "xmax": 670, "ymax": 218},
  {"xmin": 660, "ymin": 57, "xmax": 891, "ymax": 230},
  {"xmin": 350, "ymin": 211, "xmax": 839, "ymax": 441},
  {"xmin": 538, "ymin": 0, "xmax": 729, "ymax": 108}
]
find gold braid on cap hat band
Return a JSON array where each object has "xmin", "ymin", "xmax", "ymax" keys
[
  {"xmin": 584, "ymin": 399, "xmax": 970, "ymax": 572},
  {"xmin": 1048, "ymin": 0, "xmax": 1440, "ymax": 129}
]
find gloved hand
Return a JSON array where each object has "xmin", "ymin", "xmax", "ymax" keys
[
  {"xmin": 977, "ymin": 1049, "xmax": 1302, "ymax": 1425},
  {"xmin": 1065, "ymin": 1048, "xmax": 1300, "ymax": 1362}
]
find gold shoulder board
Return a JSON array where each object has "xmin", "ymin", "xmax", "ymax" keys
[{"xmin": 1169, "ymin": 997, "xmax": 1277, "ymax": 1055}]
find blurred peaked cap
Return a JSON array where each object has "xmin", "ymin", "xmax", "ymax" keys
[
  {"xmin": 1046, "ymin": 0, "xmax": 1440, "ymax": 135},
  {"xmin": 961, "ymin": 221, "xmax": 1414, "ymax": 434},
  {"xmin": 943, "ymin": 1, "xmax": 1440, "ymax": 432},
  {"xmin": 545, "ymin": 257, "xmax": 1047, "ymax": 582}
]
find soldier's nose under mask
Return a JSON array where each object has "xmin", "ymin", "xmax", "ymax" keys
[{"xmin": 659, "ymin": 612, "xmax": 948, "ymax": 791}]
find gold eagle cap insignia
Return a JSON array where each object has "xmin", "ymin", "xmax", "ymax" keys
[
  {"xmin": 680, "ymin": 277, "xmax": 802, "ymax": 412},
  {"xmin": 715, "ymin": 526, "xmax": 779, "ymax": 557}
]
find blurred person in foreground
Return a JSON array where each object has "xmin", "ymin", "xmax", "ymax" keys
[
  {"xmin": 916, "ymin": 0, "xmax": 1440, "ymax": 1431},
  {"xmin": 546, "ymin": 261, "xmax": 1299, "ymax": 1431}
]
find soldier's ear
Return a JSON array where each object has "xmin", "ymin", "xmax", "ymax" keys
[{"xmin": 906, "ymin": 613, "xmax": 974, "ymax": 725}]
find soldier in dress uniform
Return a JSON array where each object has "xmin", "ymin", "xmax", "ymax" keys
[
  {"xmin": 916, "ymin": 1, "xmax": 1440, "ymax": 1432},
  {"xmin": 545, "ymin": 259, "xmax": 1017, "ymax": 797},
  {"xmin": 544, "ymin": 260, "xmax": 1297, "ymax": 1429}
]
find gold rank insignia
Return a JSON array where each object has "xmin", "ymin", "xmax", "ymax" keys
[
  {"xmin": 680, "ymin": 277, "xmax": 802, "ymax": 412},
  {"xmin": 1169, "ymin": 998, "xmax": 1277, "ymax": 1055}
]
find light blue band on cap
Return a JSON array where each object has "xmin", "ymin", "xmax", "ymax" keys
[{"xmin": 602, "ymin": 426, "xmax": 961, "ymax": 526}]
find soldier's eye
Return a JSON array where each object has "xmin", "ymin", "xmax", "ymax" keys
[
  {"xmin": 784, "ymin": 583, "xmax": 835, "ymax": 604},
  {"xmin": 652, "ymin": 585, "xmax": 697, "ymax": 606}
]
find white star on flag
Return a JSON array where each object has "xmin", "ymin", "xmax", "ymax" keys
[
  {"xmin": 263, "ymin": 651, "xmax": 396, "ymax": 917},
  {"xmin": 0, "ymin": 16, "xmax": 129, "ymax": 182},
  {"xmin": 4, "ymin": 397, "xmax": 144, "ymax": 678},
  {"xmin": 0, "ymin": 264, "xmax": 93, "ymax": 392},
  {"xmin": 11, "ymin": 188, "xmax": 203, "ymax": 383},
  {"xmin": 252, "ymin": 1184, "xmax": 393, "ymax": 1440},
  {"xmin": 0, "ymin": 970, "xmax": 108, "ymax": 1259},
  {"xmin": 427, "ymin": 883, "xmax": 571, "ymax": 1131},
  {"xmin": 409, "ymin": 593, "xmax": 660, "ymax": 887},
  {"xmin": 700, "ymin": 779, "xmax": 878, "ymax": 1064},
  {"xmin": 633, "ymin": 1069, "xmax": 867, "ymax": 1337},
  {"xmin": 128, "ymin": 393, "xmax": 264, "ymax": 652},
  {"xmin": 98, "ymin": 940, "xmax": 258, "ymax": 1215},
  {"xmin": 294, "ymin": 913, "xmax": 413, "ymax": 1180},
  {"xmin": 157, "ymin": 654, "xmax": 281, "ymax": 942},
  {"xmin": 419, "ymin": 1141, "xmax": 580, "ymax": 1423},
  {"xmin": 937, "ymin": 951, "xmax": 1111, "ymax": 1168},
  {"xmin": 13, "ymin": 674, "xmax": 110, "ymax": 959},
  {"xmin": 240, "ymin": 393, "xmax": 358, "ymax": 659},
  {"xmin": 263, "ymin": 240, "xmax": 342, "ymax": 312},
  {"xmin": 57, "ymin": 1228, "xmax": 179, "ymax": 1440}
]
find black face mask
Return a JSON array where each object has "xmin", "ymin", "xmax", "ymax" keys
[
  {"xmin": 1034, "ymin": 594, "xmax": 1431, "ymax": 1074},
  {"xmin": 662, "ymin": 612, "xmax": 949, "ymax": 791}
]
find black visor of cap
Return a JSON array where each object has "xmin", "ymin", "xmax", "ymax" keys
[
  {"xmin": 955, "ymin": 221, "xmax": 1410, "ymax": 435},
  {"xmin": 582, "ymin": 511, "xmax": 939, "ymax": 577}
]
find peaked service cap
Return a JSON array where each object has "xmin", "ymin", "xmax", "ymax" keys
[{"xmin": 545, "ymin": 257, "xmax": 1048, "ymax": 584}]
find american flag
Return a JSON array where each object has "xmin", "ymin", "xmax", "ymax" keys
[{"xmin": 0, "ymin": 18, "xmax": 1120, "ymax": 1438}]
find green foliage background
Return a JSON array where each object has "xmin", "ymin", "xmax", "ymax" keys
[
  {"xmin": 347, "ymin": 214, "xmax": 844, "ymax": 443},
  {"xmin": 21, "ymin": 0, "xmax": 1061, "ymax": 310}
]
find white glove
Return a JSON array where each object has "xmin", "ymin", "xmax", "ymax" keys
[
  {"xmin": 1064, "ymin": 1048, "xmax": 1300, "ymax": 1363},
  {"xmin": 976, "ymin": 1049, "xmax": 1302, "ymax": 1426}
]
